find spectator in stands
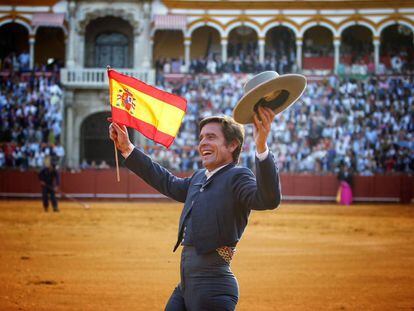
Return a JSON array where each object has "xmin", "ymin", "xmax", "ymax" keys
[
  {"xmin": 1, "ymin": 53, "xmax": 13, "ymax": 72},
  {"xmin": 80, "ymin": 159, "xmax": 90, "ymax": 170},
  {"xmin": 18, "ymin": 51, "xmax": 30, "ymax": 71},
  {"xmin": 53, "ymin": 141, "xmax": 65, "ymax": 166},
  {"xmin": 0, "ymin": 146, "xmax": 5, "ymax": 168},
  {"xmin": 98, "ymin": 160, "xmax": 110, "ymax": 169},
  {"xmin": 391, "ymin": 54, "xmax": 404, "ymax": 73}
]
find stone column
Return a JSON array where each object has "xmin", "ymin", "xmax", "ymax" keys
[
  {"xmin": 29, "ymin": 35, "xmax": 35, "ymax": 70},
  {"xmin": 184, "ymin": 38, "xmax": 191, "ymax": 71},
  {"xmin": 132, "ymin": 4, "xmax": 151, "ymax": 70},
  {"xmin": 133, "ymin": 23, "xmax": 147, "ymax": 69},
  {"xmin": 333, "ymin": 38, "xmax": 341, "ymax": 74},
  {"xmin": 64, "ymin": 91, "xmax": 74, "ymax": 167},
  {"xmin": 221, "ymin": 38, "xmax": 228, "ymax": 62},
  {"xmin": 296, "ymin": 38, "xmax": 303, "ymax": 71},
  {"xmin": 77, "ymin": 31, "xmax": 85, "ymax": 68},
  {"xmin": 133, "ymin": 31, "xmax": 142, "ymax": 68},
  {"xmin": 142, "ymin": 3, "xmax": 152, "ymax": 69},
  {"xmin": 373, "ymin": 37, "xmax": 380, "ymax": 74},
  {"xmin": 66, "ymin": 0, "xmax": 76, "ymax": 68},
  {"xmin": 258, "ymin": 37, "xmax": 265, "ymax": 64},
  {"xmin": 133, "ymin": 25, "xmax": 151, "ymax": 69},
  {"xmin": 148, "ymin": 39, "xmax": 154, "ymax": 68},
  {"xmin": 64, "ymin": 34, "xmax": 68, "ymax": 65},
  {"xmin": 73, "ymin": 115, "xmax": 81, "ymax": 167}
]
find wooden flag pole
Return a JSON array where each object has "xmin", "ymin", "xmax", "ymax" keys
[
  {"xmin": 107, "ymin": 65, "xmax": 120, "ymax": 182},
  {"xmin": 114, "ymin": 141, "xmax": 120, "ymax": 182}
]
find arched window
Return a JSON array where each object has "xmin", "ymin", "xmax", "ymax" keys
[
  {"xmin": 190, "ymin": 26, "xmax": 221, "ymax": 59},
  {"xmin": 95, "ymin": 32, "xmax": 129, "ymax": 68},
  {"xmin": 340, "ymin": 25, "xmax": 373, "ymax": 66},
  {"xmin": 0, "ymin": 22, "xmax": 29, "ymax": 70},
  {"xmin": 80, "ymin": 111, "xmax": 134, "ymax": 166},
  {"xmin": 228, "ymin": 26, "xmax": 258, "ymax": 58},
  {"xmin": 303, "ymin": 26, "xmax": 334, "ymax": 71},
  {"xmin": 227, "ymin": 26, "xmax": 258, "ymax": 73},
  {"xmin": 380, "ymin": 24, "xmax": 414, "ymax": 72},
  {"xmin": 35, "ymin": 27, "xmax": 65, "ymax": 69},
  {"xmin": 152, "ymin": 29, "xmax": 184, "ymax": 70},
  {"xmin": 84, "ymin": 16, "xmax": 133, "ymax": 68},
  {"xmin": 265, "ymin": 26, "xmax": 296, "ymax": 73}
]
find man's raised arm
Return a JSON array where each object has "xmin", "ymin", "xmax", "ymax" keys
[{"xmin": 109, "ymin": 122, "xmax": 190, "ymax": 202}]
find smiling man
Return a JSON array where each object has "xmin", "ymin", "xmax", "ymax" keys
[{"xmin": 109, "ymin": 105, "xmax": 281, "ymax": 311}]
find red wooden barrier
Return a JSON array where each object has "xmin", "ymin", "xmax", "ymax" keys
[
  {"xmin": 353, "ymin": 176, "xmax": 374, "ymax": 198},
  {"xmin": 94, "ymin": 169, "xmax": 129, "ymax": 198},
  {"xmin": 320, "ymin": 175, "xmax": 338, "ymax": 197},
  {"xmin": 0, "ymin": 169, "xmax": 412, "ymax": 203},
  {"xmin": 61, "ymin": 170, "xmax": 97, "ymax": 197},
  {"xmin": 2, "ymin": 170, "xmax": 39, "ymax": 196},
  {"xmin": 373, "ymin": 175, "xmax": 401, "ymax": 198}
]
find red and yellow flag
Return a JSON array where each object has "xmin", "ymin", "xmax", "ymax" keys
[{"xmin": 107, "ymin": 69, "xmax": 187, "ymax": 148}]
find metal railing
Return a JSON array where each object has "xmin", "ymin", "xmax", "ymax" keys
[{"xmin": 60, "ymin": 68, "xmax": 155, "ymax": 88}]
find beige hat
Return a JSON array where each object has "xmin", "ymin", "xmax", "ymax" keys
[{"xmin": 233, "ymin": 71, "xmax": 307, "ymax": 124}]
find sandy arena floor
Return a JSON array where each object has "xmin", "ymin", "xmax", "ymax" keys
[{"xmin": 0, "ymin": 200, "xmax": 413, "ymax": 311}]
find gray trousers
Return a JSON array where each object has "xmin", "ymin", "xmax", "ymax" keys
[{"xmin": 165, "ymin": 246, "xmax": 239, "ymax": 311}]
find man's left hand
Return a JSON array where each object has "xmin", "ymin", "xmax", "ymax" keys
[{"xmin": 253, "ymin": 106, "xmax": 276, "ymax": 153}]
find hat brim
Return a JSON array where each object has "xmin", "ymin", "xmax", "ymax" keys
[{"xmin": 233, "ymin": 74, "xmax": 307, "ymax": 124}]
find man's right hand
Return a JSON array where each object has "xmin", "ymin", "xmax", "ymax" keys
[{"xmin": 109, "ymin": 122, "xmax": 135, "ymax": 158}]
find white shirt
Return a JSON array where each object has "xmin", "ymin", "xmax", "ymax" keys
[{"xmin": 205, "ymin": 145, "xmax": 269, "ymax": 180}]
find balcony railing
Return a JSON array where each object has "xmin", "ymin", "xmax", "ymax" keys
[{"xmin": 60, "ymin": 68, "xmax": 155, "ymax": 88}]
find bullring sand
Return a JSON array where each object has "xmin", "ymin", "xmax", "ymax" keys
[{"xmin": 0, "ymin": 201, "xmax": 413, "ymax": 310}]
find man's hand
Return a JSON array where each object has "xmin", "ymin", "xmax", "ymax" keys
[
  {"xmin": 109, "ymin": 122, "xmax": 135, "ymax": 158},
  {"xmin": 253, "ymin": 106, "xmax": 276, "ymax": 154}
]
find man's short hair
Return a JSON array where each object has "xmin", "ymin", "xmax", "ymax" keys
[{"xmin": 199, "ymin": 116, "xmax": 245, "ymax": 163}]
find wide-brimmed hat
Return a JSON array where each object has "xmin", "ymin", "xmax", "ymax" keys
[{"xmin": 233, "ymin": 71, "xmax": 307, "ymax": 124}]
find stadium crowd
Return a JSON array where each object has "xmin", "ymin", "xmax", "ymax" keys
[
  {"xmin": 152, "ymin": 73, "xmax": 413, "ymax": 175},
  {"xmin": 0, "ymin": 67, "xmax": 64, "ymax": 169},
  {"xmin": 1, "ymin": 49, "xmax": 413, "ymax": 175}
]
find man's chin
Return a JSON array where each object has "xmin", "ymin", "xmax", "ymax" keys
[{"xmin": 202, "ymin": 161, "xmax": 213, "ymax": 171}]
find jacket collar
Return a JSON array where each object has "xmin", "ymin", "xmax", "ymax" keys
[
  {"xmin": 199, "ymin": 162, "xmax": 236, "ymax": 185},
  {"xmin": 205, "ymin": 163, "xmax": 232, "ymax": 180}
]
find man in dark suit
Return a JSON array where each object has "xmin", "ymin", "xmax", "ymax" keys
[
  {"xmin": 38, "ymin": 160, "xmax": 60, "ymax": 212},
  {"xmin": 109, "ymin": 106, "xmax": 281, "ymax": 310}
]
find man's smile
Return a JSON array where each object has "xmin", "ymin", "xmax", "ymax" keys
[{"xmin": 200, "ymin": 149, "xmax": 213, "ymax": 157}]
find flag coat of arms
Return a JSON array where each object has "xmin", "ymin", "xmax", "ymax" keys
[{"xmin": 107, "ymin": 69, "xmax": 187, "ymax": 148}]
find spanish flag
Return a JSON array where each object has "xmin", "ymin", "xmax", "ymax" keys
[{"xmin": 107, "ymin": 69, "xmax": 187, "ymax": 148}]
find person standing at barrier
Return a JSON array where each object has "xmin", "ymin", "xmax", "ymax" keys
[
  {"xmin": 337, "ymin": 164, "xmax": 354, "ymax": 206},
  {"xmin": 38, "ymin": 159, "xmax": 60, "ymax": 212},
  {"xmin": 109, "ymin": 71, "xmax": 306, "ymax": 310}
]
